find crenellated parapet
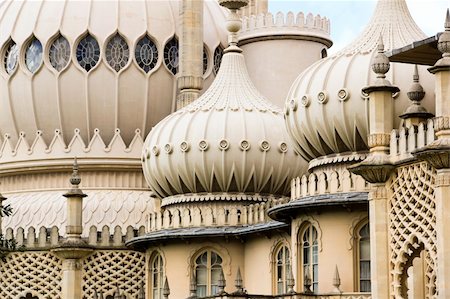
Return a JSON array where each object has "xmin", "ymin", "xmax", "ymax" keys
[
  {"xmin": 146, "ymin": 197, "xmax": 288, "ymax": 232},
  {"xmin": 0, "ymin": 128, "xmax": 144, "ymax": 176},
  {"xmin": 240, "ymin": 11, "xmax": 331, "ymax": 46},
  {"xmin": 4, "ymin": 224, "xmax": 146, "ymax": 249},
  {"xmin": 290, "ymin": 164, "xmax": 369, "ymax": 201}
]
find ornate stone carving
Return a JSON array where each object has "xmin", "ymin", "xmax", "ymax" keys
[
  {"xmin": 348, "ymin": 155, "xmax": 394, "ymax": 184},
  {"xmin": 367, "ymin": 133, "xmax": 391, "ymax": 148},
  {"xmin": 413, "ymin": 138, "xmax": 450, "ymax": 169}
]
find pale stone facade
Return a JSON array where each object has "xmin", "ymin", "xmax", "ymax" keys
[{"xmin": 0, "ymin": 0, "xmax": 447, "ymax": 299}]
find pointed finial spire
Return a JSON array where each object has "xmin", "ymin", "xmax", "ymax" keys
[
  {"xmin": 407, "ymin": 65, "xmax": 425, "ymax": 103},
  {"xmin": 303, "ymin": 269, "xmax": 312, "ymax": 294},
  {"xmin": 286, "ymin": 267, "xmax": 296, "ymax": 294},
  {"xmin": 332, "ymin": 265, "xmax": 342, "ymax": 294},
  {"xmin": 187, "ymin": 274, "xmax": 197, "ymax": 299},
  {"xmin": 137, "ymin": 281, "xmax": 145, "ymax": 299},
  {"xmin": 445, "ymin": 8, "xmax": 450, "ymax": 30},
  {"xmin": 234, "ymin": 267, "xmax": 245, "ymax": 295},
  {"xmin": 163, "ymin": 277, "xmax": 170, "ymax": 299},
  {"xmin": 93, "ymin": 289, "xmax": 98, "ymax": 299},
  {"xmin": 219, "ymin": 0, "xmax": 249, "ymax": 53},
  {"xmin": 372, "ymin": 35, "xmax": 390, "ymax": 82},
  {"xmin": 64, "ymin": 157, "xmax": 87, "ymax": 198},
  {"xmin": 98, "ymin": 291, "xmax": 104, "ymax": 299},
  {"xmin": 114, "ymin": 284, "xmax": 121, "ymax": 299},
  {"xmin": 438, "ymin": 9, "xmax": 450, "ymax": 58},
  {"xmin": 218, "ymin": 269, "xmax": 227, "ymax": 294}
]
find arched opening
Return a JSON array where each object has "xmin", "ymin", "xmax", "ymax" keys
[
  {"xmin": 194, "ymin": 250, "xmax": 223, "ymax": 297},
  {"xmin": 150, "ymin": 252, "xmax": 165, "ymax": 299},
  {"xmin": 298, "ymin": 222, "xmax": 318, "ymax": 293},
  {"xmin": 321, "ymin": 48, "xmax": 327, "ymax": 59},
  {"xmin": 273, "ymin": 244, "xmax": 291, "ymax": 294}
]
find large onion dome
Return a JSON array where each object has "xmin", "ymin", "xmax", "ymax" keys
[
  {"xmin": 142, "ymin": 11, "xmax": 306, "ymax": 203},
  {"xmin": 0, "ymin": 0, "xmax": 226, "ymax": 145},
  {"xmin": 285, "ymin": 0, "xmax": 435, "ymax": 162}
]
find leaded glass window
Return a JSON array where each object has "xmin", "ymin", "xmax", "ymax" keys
[
  {"xmin": 195, "ymin": 250, "xmax": 223, "ymax": 297},
  {"xmin": 4, "ymin": 40, "xmax": 18, "ymax": 74},
  {"xmin": 25, "ymin": 38, "xmax": 43, "ymax": 73},
  {"xmin": 151, "ymin": 253, "xmax": 164, "ymax": 299},
  {"xmin": 49, "ymin": 35, "xmax": 70, "ymax": 71},
  {"xmin": 106, "ymin": 33, "xmax": 129, "ymax": 72},
  {"xmin": 203, "ymin": 46, "xmax": 208, "ymax": 75},
  {"xmin": 359, "ymin": 223, "xmax": 371, "ymax": 292},
  {"xmin": 302, "ymin": 224, "xmax": 318, "ymax": 293},
  {"xmin": 163, "ymin": 37, "xmax": 179, "ymax": 75},
  {"xmin": 76, "ymin": 34, "xmax": 100, "ymax": 72},
  {"xmin": 213, "ymin": 45, "xmax": 223, "ymax": 75},
  {"xmin": 135, "ymin": 35, "xmax": 158, "ymax": 73},
  {"xmin": 275, "ymin": 245, "xmax": 291, "ymax": 295}
]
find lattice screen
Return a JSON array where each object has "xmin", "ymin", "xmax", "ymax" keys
[
  {"xmin": 0, "ymin": 252, "xmax": 62, "ymax": 298},
  {"xmin": 389, "ymin": 162, "xmax": 437, "ymax": 298},
  {"xmin": 82, "ymin": 250, "xmax": 145, "ymax": 298}
]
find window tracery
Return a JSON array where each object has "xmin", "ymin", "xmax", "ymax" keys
[
  {"xmin": 25, "ymin": 38, "xmax": 43, "ymax": 73},
  {"xmin": 49, "ymin": 35, "xmax": 71, "ymax": 71},
  {"xmin": 275, "ymin": 245, "xmax": 291, "ymax": 294},
  {"xmin": 151, "ymin": 252, "xmax": 164, "ymax": 299},
  {"xmin": 4, "ymin": 40, "xmax": 18, "ymax": 74},
  {"xmin": 106, "ymin": 33, "xmax": 129, "ymax": 72},
  {"xmin": 135, "ymin": 35, "xmax": 158, "ymax": 73},
  {"xmin": 358, "ymin": 222, "xmax": 371, "ymax": 292},
  {"xmin": 203, "ymin": 46, "xmax": 208, "ymax": 75},
  {"xmin": 76, "ymin": 34, "xmax": 100, "ymax": 72},
  {"xmin": 213, "ymin": 46, "xmax": 223, "ymax": 75},
  {"xmin": 163, "ymin": 37, "xmax": 179, "ymax": 75},
  {"xmin": 301, "ymin": 223, "xmax": 318, "ymax": 293},
  {"xmin": 195, "ymin": 250, "xmax": 223, "ymax": 297}
]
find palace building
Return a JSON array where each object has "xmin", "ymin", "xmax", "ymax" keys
[{"xmin": 0, "ymin": 0, "xmax": 447, "ymax": 298}]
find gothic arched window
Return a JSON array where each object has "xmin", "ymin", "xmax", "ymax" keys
[
  {"xmin": 195, "ymin": 250, "xmax": 223, "ymax": 297},
  {"xmin": 135, "ymin": 35, "xmax": 158, "ymax": 73},
  {"xmin": 106, "ymin": 33, "xmax": 129, "ymax": 72},
  {"xmin": 163, "ymin": 37, "xmax": 179, "ymax": 75},
  {"xmin": 301, "ymin": 223, "xmax": 318, "ymax": 293},
  {"xmin": 358, "ymin": 222, "xmax": 371, "ymax": 292},
  {"xmin": 151, "ymin": 252, "xmax": 165, "ymax": 299},
  {"xmin": 275, "ymin": 245, "xmax": 291, "ymax": 294}
]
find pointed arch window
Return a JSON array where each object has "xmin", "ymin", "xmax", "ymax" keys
[
  {"xmin": 151, "ymin": 252, "xmax": 165, "ymax": 299},
  {"xmin": 163, "ymin": 37, "xmax": 179, "ymax": 75},
  {"xmin": 25, "ymin": 37, "xmax": 43, "ymax": 73},
  {"xmin": 4, "ymin": 40, "xmax": 18, "ymax": 74},
  {"xmin": 195, "ymin": 250, "xmax": 223, "ymax": 297},
  {"xmin": 135, "ymin": 35, "xmax": 158, "ymax": 73},
  {"xmin": 301, "ymin": 223, "xmax": 318, "ymax": 293},
  {"xmin": 358, "ymin": 223, "xmax": 371, "ymax": 292},
  {"xmin": 106, "ymin": 33, "xmax": 129, "ymax": 72},
  {"xmin": 76, "ymin": 34, "xmax": 100, "ymax": 72},
  {"xmin": 49, "ymin": 35, "xmax": 71, "ymax": 71},
  {"xmin": 274, "ymin": 245, "xmax": 291, "ymax": 294}
]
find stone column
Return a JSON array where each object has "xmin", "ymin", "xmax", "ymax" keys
[
  {"xmin": 413, "ymin": 11, "xmax": 450, "ymax": 297},
  {"xmin": 177, "ymin": 0, "xmax": 204, "ymax": 109},
  {"xmin": 349, "ymin": 37, "xmax": 398, "ymax": 298},
  {"xmin": 61, "ymin": 259, "xmax": 83, "ymax": 299}
]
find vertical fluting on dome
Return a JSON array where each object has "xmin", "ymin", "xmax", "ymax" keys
[{"xmin": 176, "ymin": 0, "xmax": 204, "ymax": 109}]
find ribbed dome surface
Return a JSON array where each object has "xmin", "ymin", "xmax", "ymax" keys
[
  {"xmin": 0, "ymin": 0, "xmax": 226, "ymax": 145},
  {"xmin": 285, "ymin": 0, "xmax": 435, "ymax": 161},
  {"xmin": 142, "ymin": 51, "xmax": 306, "ymax": 200}
]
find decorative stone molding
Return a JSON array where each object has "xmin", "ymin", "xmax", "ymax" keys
[
  {"xmin": 413, "ymin": 138, "xmax": 450, "ymax": 169},
  {"xmin": 308, "ymin": 152, "xmax": 368, "ymax": 170},
  {"xmin": 292, "ymin": 215, "xmax": 323, "ymax": 252},
  {"xmin": 187, "ymin": 243, "xmax": 232, "ymax": 276},
  {"xmin": 161, "ymin": 193, "xmax": 279, "ymax": 206},
  {"xmin": 367, "ymin": 133, "xmax": 391, "ymax": 148},
  {"xmin": 348, "ymin": 155, "xmax": 394, "ymax": 184}
]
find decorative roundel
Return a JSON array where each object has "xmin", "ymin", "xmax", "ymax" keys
[
  {"xmin": 300, "ymin": 95, "xmax": 310, "ymax": 107},
  {"xmin": 259, "ymin": 140, "xmax": 270, "ymax": 152},
  {"xmin": 49, "ymin": 35, "xmax": 71, "ymax": 72},
  {"xmin": 240, "ymin": 140, "xmax": 250, "ymax": 151},
  {"xmin": 278, "ymin": 142, "xmax": 288, "ymax": 153},
  {"xmin": 218, "ymin": 139, "xmax": 229, "ymax": 151},
  {"xmin": 152, "ymin": 145, "xmax": 160, "ymax": 156},
  {"xmin": 164, "ymin": 143, "xmax": 173, "ymax": 154},
  {"xmin": 317, "ymin": 91, "xmax": 329, "ymax": 104},
  {"xmin": 135, "ymin": 35, "xmax": 158, "ymax": 73},
  {"xmin": 198, "ymin": 140, "xmax": 209, "ymax": 151},
  {"xmin": 164, "ymin": 37, "xmax": 179, "ymax": 75},
  {"xmin": 105, "ymin": 33, "xmax": 129, "ymax": 72},
  {"xmin": 76, "ymin": 34, "xmax": 100, "ymax": 72},
  {"xmin": 338, "ymin": 88, "xmax": 350, "ymax": 101},
  {"xmin": 25, "ymin": 37, "xmax": 43, "ymax": 73},
  {"xmin": 4, "ymin": 40, "xmax": 18, "ymax": 74},
  {"xmin": 180, "ymin": 141, "xmax": 190, "ymax": 152},
  {"xmin": 289, "ymin": 98, "xmax": 298, "ymax": 111}
]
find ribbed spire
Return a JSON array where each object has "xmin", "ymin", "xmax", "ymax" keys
[{"xmin": 340, "ymin": 0, "xmax": 426, "ymax": 54}]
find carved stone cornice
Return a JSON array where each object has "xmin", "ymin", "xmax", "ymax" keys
[
  {"xmin": 368, "ymin": 133, "xmax": 391, "ymax": 148},
  {"xmin": 413, "ymin": 138, "xmax": 450, "ymax": 169},
  {"xmin": 348, "ymin": 154, "xmax": 394, "ymax": 184}
]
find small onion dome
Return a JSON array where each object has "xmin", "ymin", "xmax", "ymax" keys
[
  {"xmin": 285, "ymin": 0, "xmax": 435, "ymax": 162},
  {"xmin": 142, "ymin": 50, "xmax": 306, "ymax": 200}
]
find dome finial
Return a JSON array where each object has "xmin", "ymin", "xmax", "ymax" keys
[
  {"xmin": 445, "ymin": 8, "xmax": 450, "ymax": 31},
  {"xmin": 438, "ymin": 9, "xmax": 450, "ymax": 58},
  {"xmin": 372, "ymin": 35, "xmax": 390, "ymax": 82},
  {"xmin": 219, "ymin": 0, "xmax": 249, "ymax": 53},
  {"xmin": 407, "ymin": 65, "xmax": 425, "ymax": 103}
]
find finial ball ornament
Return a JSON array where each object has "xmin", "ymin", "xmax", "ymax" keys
[
  {"xmin": 438, "ymin": 9, "xmax": 450, "ymax": 56},
  {"xmin": 372, "ymin": 37, "xmax": 390, "ymax": 77}
]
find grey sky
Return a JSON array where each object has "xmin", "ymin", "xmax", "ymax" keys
[{"xmin": 269, "ymin": 0, "xmax": 449, "ymax": 53}]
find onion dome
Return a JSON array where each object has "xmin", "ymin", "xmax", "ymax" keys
[
  {"xmin": 142, "ymin": 1, "xmax": 306, "ymax": 203},
  {"xmin": 285, "ymin": 0, "xmax": 435, "ymax": 162},
  {"xmin": 0, "ymin": 0, "xmax": 226, "ymax": 145}
]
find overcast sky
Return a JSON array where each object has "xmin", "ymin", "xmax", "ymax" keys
[{"xmin": 269, "ymin": 0, "xmax": 449, "ymax": 53}]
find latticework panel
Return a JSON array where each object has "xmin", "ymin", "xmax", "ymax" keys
[
  {"xmin": 389, "ymin": 162, "xmax": 437, "ymax": 298},
  {"xmin": 82, "ymin": 250, "xmax": 145, "ymax": 298},
  {"xmin": 0, "ymin": 252, "xmax": 62, "ymax": 298}
]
